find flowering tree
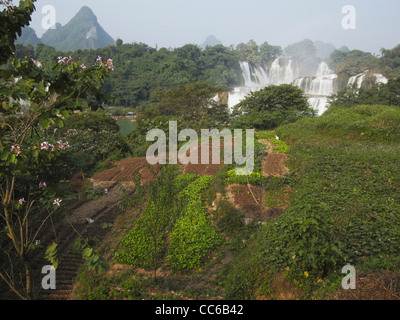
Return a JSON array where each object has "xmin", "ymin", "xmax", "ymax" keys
[{"xmin": 0, "ymin": 0, "xmax": 114, "ymax": 299}]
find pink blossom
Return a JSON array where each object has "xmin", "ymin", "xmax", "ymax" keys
[
  {"xmin": 56, "ymin": 140, "xmax": 70, "ymax": 150},
  {"xmin": 57, "ymin": 56, "xmax": 73, "ymax": 64},
  {"xmin": 106, "ymin": 59, "xmax": 114, "ymax": 71},
  {"xmin": 53, "ymin": 199, "xmax": 62, "ymax": 207},
  {"xmin": 39, "ymin": 181, "xmax": 47, "ymax": 189},
  {"xmin": 11, "ymin": 144, "xmax": 21, "ymax": 155},
  {"xmin": 94, "ymin": 56, "xmax": 114, "ymax": 71},
  {"xmin": 31, "ymin": 58, "xmax": 41, "ymax": 67},
  {"xmin": 19, "ymin": 198, "xmax": 25, "ymax": 205},
  {"xmin": 40, "ymin": 142, "xmax": 49, "ymax": 150}
]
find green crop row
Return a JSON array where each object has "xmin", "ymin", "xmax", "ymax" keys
[{"xmin": 115, "ymin": 173, "xmax": 223, "ymax": 272}]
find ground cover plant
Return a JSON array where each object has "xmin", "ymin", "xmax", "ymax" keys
[
  {"xmin": 258, "ymin": 105, "xmax": 400, "ymax": 296},
  {"xmin": 115, "ymin": 169, "xmax": 223, "ymax": 277}
]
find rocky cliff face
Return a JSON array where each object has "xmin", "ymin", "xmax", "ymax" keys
[{"xmin": 40, "ymin": 6, "xmax": 115, "ymax": 51}]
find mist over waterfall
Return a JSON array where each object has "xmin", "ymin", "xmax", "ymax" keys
[{"xmin": 228, "ymin": 58, "xmax": 337, "ymax": 116}]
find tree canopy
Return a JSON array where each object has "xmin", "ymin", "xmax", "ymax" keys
[{"xmin": 231, "ymin": 84, "xmax": 315, "ymax": 130}]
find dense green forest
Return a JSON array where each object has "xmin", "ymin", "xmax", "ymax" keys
[{"xmin": 12, "ymin": 39, "xmax": 400, "ymax": 112}]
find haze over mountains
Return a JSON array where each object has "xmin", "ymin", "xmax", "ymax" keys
[
  {"xmin": 17, "ymin": 5, "xmax": 346, "ymax": 60},
  {"xmin": 16, "ymin": 6, "xmax": 115, "ymax": 51}
]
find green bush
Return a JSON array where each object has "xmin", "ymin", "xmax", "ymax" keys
[
  {"xmin": 225, "ymin": 170, "xmax": 265, "ymax": 185},
  {"xmin": 173, "ymin": 173, "xmax": 198, "ymax": 191},
  {"xmin": 270, "ymin": 138, "xmax": 289, "ymax": 154},
  {"xmin": 168, "ymin": 199, "xmax": 223, "ymax": 271},
  {"xmin": 115, "ymin": 166, "xmax": 179, "ymax": 269},
  {"xmin": 262, "ymin": 203, "xmax": 347, "ymax": 278},
  {"xmin": 114, "ymin": 208, "xmax": 165, "ymax": 269},
  {"xmin": 231, "ymin": 84, "xmax": 315, "ymax": 130}
]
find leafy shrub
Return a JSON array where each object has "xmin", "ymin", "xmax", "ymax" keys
[
  {"xmin": 168, "ymin": 199, "xmax": 223, "ymax": 271},
  {"xmin": 116, "ymin": 173, "xmax": 222, "ymax": 273},
  {"xmin": 225, "ymin": 170, "xmax": 265, "ymax": 185},
  {"xmin": 173, "ymin": 173, "xmax": 198, "ymax": 191},
  {"xmin": 270, "ymin": 138, "xmax": 289, "ymax": 154},
  {"xmin": 174, "ymin": 175, "xmax": 214, "ymax": 214},
  {"xmin": 114, "ymin": 208, "xmax": 165, "ymax": 269},
  {"xmin": 262, "ymin": 203, "xmax": 347, "ymax": 278},
  {"xmin": 55, "ymin": 111, "xmax": 130, "ymax": 175},
  {"xmin": 115, "ymin": 166, "xmax": 179, "ymax": 269},
  {"xmin": 231, "ymin": 84, "xmax": 315, "ymax": 130},
  {"xmin": 168, "ymin": 176, "xmax": 223, "ymax": 271}
]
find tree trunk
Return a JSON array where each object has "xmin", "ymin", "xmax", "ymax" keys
[{"xmin": 22, "ymin": 256, "xmax": 32, "ymax": 300}]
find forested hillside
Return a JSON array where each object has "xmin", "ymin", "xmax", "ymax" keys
[{"xmin": 13, "ymin": 39, "xmax": 400, "ymax": 111}]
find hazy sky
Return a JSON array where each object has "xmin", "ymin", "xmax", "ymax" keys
[{"xmin": 28, "ymin": 0, "xmax": 400, "ymax": 54}]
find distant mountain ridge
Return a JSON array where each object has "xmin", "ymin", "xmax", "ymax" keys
[
  {"xmin": 15, "ymin": 26, "xmax": 41, "ymax": 47},
  {"xmin": 200, "ymin": 35, "xmax": 223, "ymax": 49},
  {"xmin": 17, "ymin": 6, "xmax": 115, "ymax": 51}
]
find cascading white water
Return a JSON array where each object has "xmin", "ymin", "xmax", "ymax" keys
[
  {"xmin": 229, "ymin": 58, "xmax": 392, "ymax": 116},
  {"xmin": 240, "ymin": 61, "xmax": 271, "ymax": 88},
  {"xmin": 374, "ymin": 73, "xmax": 388, "ymax": 85},
  {"xmin": 309, "ymin": 63, "xmax": 337, "ymax": 98},
  {"xmin": 269, "ymin": 58, "xmax": 299, "ymax": 85},
  {"xmin": 294, "ymin": 62, "xmax": 337, "ymax": 96},
  {"xmin": 348, "ymin": 72, "xmax": 366, "ymax": 89},
  {"xmin": 228, "ymin": 58, "xmax": 300, "ymax": 111},
  {"xmin": 348, "ymin": 72, "xmax": 388, "ymax": 89},
  {"xmin": 228, "ymin": 59, "xmax": 337, "ymax": 115},
  {"xmin": 308, "ymin": 97, "xmax": 330, "ymax": 115}
]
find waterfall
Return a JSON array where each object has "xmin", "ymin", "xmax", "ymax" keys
[
  {"xmin": 294, "ymin": 62, "xmax": 337, "ymax": 97},
  {"xmin": 309, "ymin": 63, "xmax": 337, "ymax": 96},
  {"xmin": 308, "ymin": 97, "xmax": 330, "ymax": 115},
  {"xmin": 228, "ymin": 58, "xmax": 300, "ymax": 111},
  {"xmin": 228, "ymin": 59, "xmax": 338, "ymax": 115},
  {"xmin": 348, "ymin": 72, "xmax": 388, "ymax": 89},
  {"xmin": 228, "ymin": 58, "xmax": 393, "ymax": 116},
  {"xmin": 240, "ymin": 61, "xmax": 270, "ymax": 88},
  {"xmin": 269, "ymin": 58, "xmax": 299, "ymax": 85},
  {"xmin": 348, "ymin": 72, "xmax": 366, "ymax": 89},
  {"xmin": 374, "ymin": 73, "xmax": 388, "ymax": 84}
]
